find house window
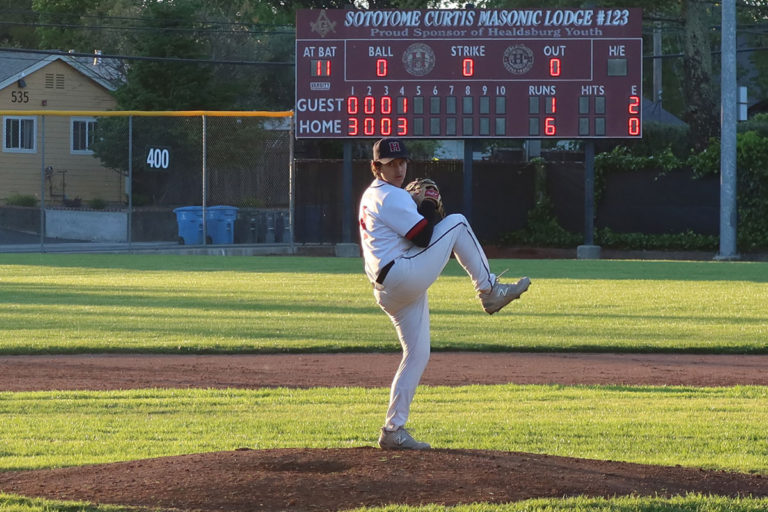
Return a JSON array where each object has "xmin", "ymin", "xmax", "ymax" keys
[
  {"xmin": 71, "ymin": 117, "xmax": 97, "ymax": 154},
  {"xmin": 3, "ymin": 116, "xmax": 36, "ymax": 153}
]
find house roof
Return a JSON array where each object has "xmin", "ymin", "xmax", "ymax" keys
[
  {"xmin": 643, "ymin": 99, "xmax": 687, "ymax": 127},
  {"xmin": 0, "ymin": 49, "xmax": 121, "ymax": 92}
]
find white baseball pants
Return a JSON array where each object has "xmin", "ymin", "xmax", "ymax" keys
[{"xmin": 372, "ymin": 213, "xmax": 495, "ymax": 430}]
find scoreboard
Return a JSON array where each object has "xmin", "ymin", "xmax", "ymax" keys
[{"xmin": 295, "ymin": 8, "xmax": 642, "ymax": 139}]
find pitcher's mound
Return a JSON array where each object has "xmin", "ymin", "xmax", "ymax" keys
[{"xmin": 1, "ymin": 448, "xmax": 767, "ymax": 511}]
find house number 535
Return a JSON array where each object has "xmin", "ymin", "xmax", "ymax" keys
[{"xmin": 10, "ymin": 91, "xmax": 29, "ymax": 103}]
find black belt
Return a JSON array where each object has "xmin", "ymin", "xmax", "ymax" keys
[{"xmin": 376, "ymin": 260, "xmax": 394, "ymax": 285}]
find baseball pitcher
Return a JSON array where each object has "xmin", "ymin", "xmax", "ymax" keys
[{"xmin": 358, "ymin": 137, "xmax": 531, "ymax": 450}]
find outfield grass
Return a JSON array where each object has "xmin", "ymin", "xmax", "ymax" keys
[
  {"xmin": 0, "ymin": 254, "xmax": 766, "ymax": 354},
  {"xmin": 1, "ymin": 385, "xmax": 766, "ymax": 473}
]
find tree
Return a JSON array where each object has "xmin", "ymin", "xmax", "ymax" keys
[
  {"xmin": 679, "ymin": 0, "xmax": 718, "ymax": 150},
  {"xmin": 113, "ymin": 0, "xmax": 238, "ymax": 110},
  {"xmin": 32, "ymin": 0, "xmax": 139, "ymax": 53},
  {"xmin": 0, "ymin": 0, "xmax": 40, "ymax": 47}
]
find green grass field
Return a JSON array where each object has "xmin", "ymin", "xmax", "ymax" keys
[
  {"xmin": 0, "ymin": 254, "xmax": 766, "ymax": 354},
  {"xmin": 1, "ymin": 254, "xmax": 767, "ymax": 512},
  {"xmin": 1, "ymin": 385, "xmax": 767, "ymax": 473}
]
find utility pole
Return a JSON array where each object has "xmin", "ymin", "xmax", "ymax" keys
[{"xmin": 717, "ymin": 0, "xmax": 739, "ymax": 260}]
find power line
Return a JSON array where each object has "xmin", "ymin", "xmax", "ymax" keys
[
  {"xmin": 0, "ymin": 8, "xmax": 296, "ymax": 34},
  {"xmin": 0, "ymin": 47, "xmax": 294, "ymax": 66},
  {"xmin": 644, "ymin": 46, "xmax": 768, "ymax": 60},
  {"xmin": 0, "ymin": 19, "xmax": 295, "ymax": 36}
]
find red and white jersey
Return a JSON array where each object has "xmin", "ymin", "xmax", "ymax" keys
[{"xmin": 359, "ymin": 178, "xmax": 425, "ymax": 283}]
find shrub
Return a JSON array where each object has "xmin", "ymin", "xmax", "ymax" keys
[
  {"xmin": 737, "ymin": 112, "xmax": 768, "ymax": 138},
  {"xmin": 596, "ymin": 228, "xmax": 718, "ymax": 251},
  {"xmin": 87, "ymin": 198, "xmax": 108, "ymax": 210},
  {"xmin": 687, "ymin": 131, "xmax": 768, "ymax": 251},
  {"xmin": 498, "ymin": 162, "xmax": 582, "ymax": 248},
  {"xmin": 591, "ymin": 132, "xmax": 768, "ymax": 252},
  {"xmin": 5, "ymin": 193, "xmax": 38, "ymax": 207},
  {"xmin": 595, "ymin": 145, "xmax": 682, "ymax": 174},
  {"xmin": 613, "ymin": 121, "xmax": 690, "ymax": 160}
]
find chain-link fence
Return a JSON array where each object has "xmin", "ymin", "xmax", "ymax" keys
[
  {"xmin": 0, "ymin": 110, "xmax": 293, "ymax": 251},
  {"xmin": 2, "ymin": 110, "xmax": 723, "ymax": 254}
]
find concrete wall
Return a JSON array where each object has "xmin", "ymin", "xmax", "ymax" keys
[{"xmin": 45, "ymin": 209, "xmax": 127, "ymax": 242}]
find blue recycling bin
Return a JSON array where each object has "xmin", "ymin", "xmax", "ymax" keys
[
  {"xmin": 206, "ymin": 206, "xmax": 238, "ymax": 244},
  {"xmin": 173, "ymin": 206, "xmax": 238, "ymax": 244},
  {"xmin": 173, "ymin": 206, "xmax": 203, "ymax": 245}
]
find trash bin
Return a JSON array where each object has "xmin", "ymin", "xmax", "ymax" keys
[
  {"xmin": 205, "ymin": 206, "xmax": 239, "ymax": 244},
  {"xmin": 173, "ymin": 205, "xmax": 238, "ymax": 245},
  {"xmin": 173, "ymin": 206, "xmax": 203, "ymax": 245}
]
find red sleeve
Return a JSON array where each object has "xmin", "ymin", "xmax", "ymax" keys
[{"xmin": 405, "ymin": 218, "xmax": 428, "ymax": 240}]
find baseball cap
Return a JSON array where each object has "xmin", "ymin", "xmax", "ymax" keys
[{"xmin": 373, "ymin": 138, "xmax": 409, "ymax": 164}]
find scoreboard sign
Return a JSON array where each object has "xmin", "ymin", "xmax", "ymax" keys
[{"xmin": 295, "ymin": 8, "xmax": 642, "ymax": 139}]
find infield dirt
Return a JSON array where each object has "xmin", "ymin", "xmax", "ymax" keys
[{"xmin": 1, "ymin": 352, "xmax": 767, "ymax": 511}]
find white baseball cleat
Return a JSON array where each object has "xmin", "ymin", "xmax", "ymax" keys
[
  {"xmin": 479, "ymin": 275, "xmax": 531, "ymax": 315},
  {"xmin": 378, "ymin": 427, "xmax": 431, "ymax": 450}
]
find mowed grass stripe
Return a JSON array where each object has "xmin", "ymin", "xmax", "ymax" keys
[
  {"xmin": 0, "ymin": 385, "xmax": 766, "ymax": 473},
  {"xmin": 0, "ymin": 255, "xmax": 766, "ymax": 354}
]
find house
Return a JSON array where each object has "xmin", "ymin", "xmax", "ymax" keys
[
  {"xmin": 1, "ymin": 50, "xmax": 123, "ymax": 205},
  {"xmin": 643, "ymin": 98, "xmax": 687, "ymax": 126}
]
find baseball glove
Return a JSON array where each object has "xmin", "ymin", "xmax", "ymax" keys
[{"xmin": 405, "ymin": 178, "xmax": 445, "ymax": 218}]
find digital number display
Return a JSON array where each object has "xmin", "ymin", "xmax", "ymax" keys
[
  {"xmin": 310, "ymin": 59, "xmax": 332, "ymax": 77},
  {"xmin": 296, "ymin": 8, "xmax": 642, "ymax": 139}
]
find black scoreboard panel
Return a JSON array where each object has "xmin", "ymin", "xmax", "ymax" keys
[{"xmin": 296, "ymin": 8, "xmax": 642, "ymax": 139}]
